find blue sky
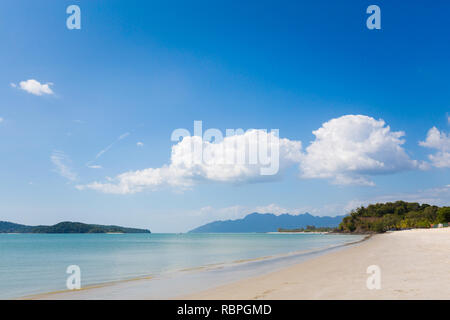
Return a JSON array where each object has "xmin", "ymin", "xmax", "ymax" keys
[{"xmin": 1, "ymin": 0, "xmax": 449, "ymax": 232}]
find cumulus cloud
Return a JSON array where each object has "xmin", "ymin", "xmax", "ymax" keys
[
  {"xmin": 51, "ymin": 151, "xmax": 77, "ymax": 181},
  {"xmin": 78, "ymin": 115, "xmax": 431, "ymax": 194},
  {"xmin": 14, "ymin": 79, "xmax": 54, "ymax": 96},
  {"xmin": 77, "ymin": 129, "xmax": 302, "ymax": 194},
  {"xmin": 299, "ymin": 115, "xmax": 419, "ymax": 186},
  {"xmin": 419, "ymin": 127, "xmax": 450, "ymax": 168},
  {"xmin": 0, "ymin": 117, "xmax": 3, "ymax": 123},
  {"xmin": 137, "ymin": 142, "xmax": 144, "ymax": 147}
]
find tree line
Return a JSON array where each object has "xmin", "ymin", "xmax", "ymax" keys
[{"xmin": 338, "ymin": 201, "xmax": 450, "ymax": 233}]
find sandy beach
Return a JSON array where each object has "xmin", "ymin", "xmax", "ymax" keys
[
  {"xmin": 30, "ymin": 228, "xmax": 449, "ymax": 300},
  {"xmin": 183, "ymin": 228, "xmax": 450, "ymax": 300}
]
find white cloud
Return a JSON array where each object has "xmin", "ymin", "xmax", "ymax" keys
[
  {"xmin": 299, "ymin": 115, "xmax": 419, "ymax": 186},
  {"xmin": 87, "ymin": 165, "xmax": 102, "ymax": 169},
  {"xmin": 51, "ymin": 151, "xmax": 77, "ymax": 181},
  {"xmin": 137, "ymin": 142, "xmax": 144, "ymax": 147},
  {"xmin": 0, "ymin": 117, "xmax": 3, "ymax": 123},
  {"xmin": 14, "ymin": 79, "xmax": 54, "ymax": 96},
  {"xmin": 77, "ymin": 129, "xmax": 302, "ymax": 194},
  {"xmin": 419, "ymin": 127, "xmax": 450, "ymax": 168},
  {"xmin": 78, "ymin": 115, "xmax": 434, "ymax": 194}
]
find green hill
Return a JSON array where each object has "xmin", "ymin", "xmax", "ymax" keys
[
  {"xmin": 0, "ymin": 221, "xmax": 150, "ymax": 234},
  {"xmin": 0, "ymin": 221, "xmax": 32, "ymax": 233},
  {"xmin": 338, "ymin": 201, "xmax": 450, "ymax": 233}
]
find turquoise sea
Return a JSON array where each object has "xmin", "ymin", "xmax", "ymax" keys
[{"xmin": 0, "ymin": 233, "xmax": 363, "ymax": 299}]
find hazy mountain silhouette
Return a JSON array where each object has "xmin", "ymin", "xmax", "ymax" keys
[{"xmin": 189, "ymin": 212, "xmax": 344, "ymax": 233}]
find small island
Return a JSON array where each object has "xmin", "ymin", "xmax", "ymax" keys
[{"xmin": 0, "ymin": 221, "xmax": 151, "ymax": 234}]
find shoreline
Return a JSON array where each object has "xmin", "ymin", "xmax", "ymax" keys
[
  {"xmin": 25, "ymin": 234, "xmax": 365, "ymax": 300},
  {"xmin": 182, "ymin": 228, "xmax": 450, "ymax": 300},
  {"xmin": 23, "ymin": 229, "xmax": 449, "ymax": 300},
  {"xmin": 267, "ymin": 231, "xmax": 331, "ymax": 235}
]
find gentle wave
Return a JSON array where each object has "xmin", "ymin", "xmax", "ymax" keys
[{"xmin": 0, "ymin": 233, "xmax": 364, "ymax": 299}]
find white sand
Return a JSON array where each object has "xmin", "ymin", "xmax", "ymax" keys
[
  {"xmin": 182, "ymin": 228, "xmax": 450, "ymax": 300},
  {"xmin": 31, "ymin": 228, "xmax": 449, "ymax": 300}
]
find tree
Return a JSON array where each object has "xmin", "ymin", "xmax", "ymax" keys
[
  {"xmin": 436, "ymin": 207, "xmax": 450, "ymax": 223},
  {"xmin": 338, "ymin": 202, "xmax": 447, "ymax": 233}
]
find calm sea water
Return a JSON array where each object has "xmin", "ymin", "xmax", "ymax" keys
[{"xmin": 0, "ymin": 233, "xmax": 363, "ymax": 299}]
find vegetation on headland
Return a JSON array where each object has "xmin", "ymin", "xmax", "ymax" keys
[
  {"xmin": 338, "ymin": 201, "xmax": 450, "ymax": 233},
  {"xmin": 276, "ymin": 202, "xmax": 450, "ymax": 234},
  {"xmin": 0, "ymin": 221, "xmax": 151, "ymax": 234},
  {"xmin": 278, "ymin": 225, "xmax": 334, "ymax": 233}
]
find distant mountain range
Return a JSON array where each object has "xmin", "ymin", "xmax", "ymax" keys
[
  {"xmin": 189, "ymin": 212, "xmax": 345, "ymax": 233},
  {"xmin": 0, "ymin": 221, "xmax": 151, "ymax": 234}
]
